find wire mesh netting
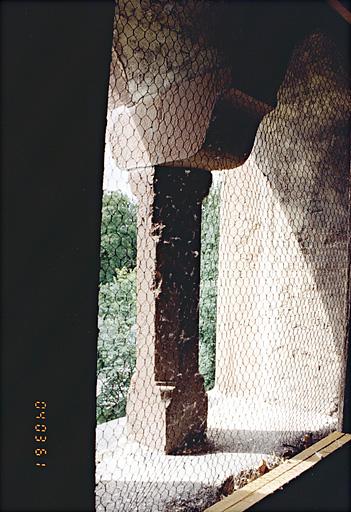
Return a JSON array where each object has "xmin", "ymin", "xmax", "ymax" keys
[{"xmin": 96, "ymin": 2, "xmax": 350, "ymax": 511}]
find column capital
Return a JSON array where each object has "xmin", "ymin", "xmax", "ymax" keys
[{"xmin": 128, "ymin": 166, "xmax": 212, "ymax": 203}]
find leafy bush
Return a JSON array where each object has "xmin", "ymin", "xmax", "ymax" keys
[
  {"xmin": 96, "ymin": 183, "xmax": 221, "ymax": 423},
  {"xmin": 199, "ymin": 184, "xmax": 221, "ymax": 389},
  {"xmin": 96, "ymin": 267, "xmax": 136, "ymax": 424},
  {"xmin": 99, "ymin": 191, "xmax": 137, "ymax": 285}
]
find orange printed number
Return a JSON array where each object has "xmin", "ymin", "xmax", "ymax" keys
[
  {"xmin": 35, "ymin": 424, "xmax": 47, "ymax": 433},
  {"xmin": 35, "ymin": 448, "xmax": 47, "ymax": 456},
  {"xmin": 34, "ymin": 401, "xmax": 47, "ymax": 409},
  {"xmin": 35, "ymin": 435, "xmax": 47, "ymax": 443}
]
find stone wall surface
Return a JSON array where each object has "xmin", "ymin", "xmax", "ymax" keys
[{"xmin": 215, "ymin": 33, "xmax": 350, "ymax": 419}]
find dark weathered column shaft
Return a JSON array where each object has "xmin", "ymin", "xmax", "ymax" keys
[
  {"xmin": 154, "ymin": 168, "xmax": 210, "ymax": 382},
  {"xmin": 126, "ymin": 166, "xmax": 212, "ymax": 454}
]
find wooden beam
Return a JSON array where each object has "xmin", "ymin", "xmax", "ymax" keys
[
  {"xmin": 328, "ymin": 0, "xmax": 351, "ymax": 24},
  {"xmin": 163, "ymin": 147, "xmax": 246, "ymax": 172},
  {"xmin": 220, "ymin": 89, "xmax": 273, "ymax": 118},
  {"xmin": 205, "ymin": 432, "xmax": 351, "ymax": 512}
]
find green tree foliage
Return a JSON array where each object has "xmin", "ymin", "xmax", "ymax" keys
[
  {"xmin": 97, "ymin": 267, "xmax": 136, "ymax": 424},
  {"xmin": 96, "ymin": 184, "xmax": 221, "ymax": 423},
  {"xmin": 99, "ymin": 191, "xmax": 137, "ymax": 285},
  {"xmin": 199, "ymin": 184, "xmax": 221, "ymax": 389}
]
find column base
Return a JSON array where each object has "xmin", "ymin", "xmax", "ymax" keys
[{"xmin": 126, "ymin": 372, "xmax": 208, "ymax": 454}]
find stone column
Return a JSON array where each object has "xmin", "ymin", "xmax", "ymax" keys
[{"xmin": 126, "ymin": 166, "xmax": 212, "ymax": 454}]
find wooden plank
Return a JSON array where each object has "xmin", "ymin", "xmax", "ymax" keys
[
  {"xmin": 205, "ymin": 432, "xmax": 346, "ymax": 512},
  {"xmin": 225, "ymin": 433, "xmax": 350, "ymax": 512},
  {"xmin": 288, "ymin": 431, "xmax": 344, "ymax": 462},
  {"xmin": 205, "ymin": 476, "xmax": 275, "ymax": 512},
  {"xmin": 328, "ymin": 0, "xmax": 351, "ymax": 24},
  {"xmin": 233, "ymin": 436, "xmax": 351, "ymax": 511},
  {"xmin": 221, "ymin": 88, "xmax": 273, "ymax": 117},
  {"xmin": 318, "ymin": 433, "xmax": 351, "ymax": 454},
  {"xmin": 205, "ymin": 432, "xmax": 344, "ymax": 512}
]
